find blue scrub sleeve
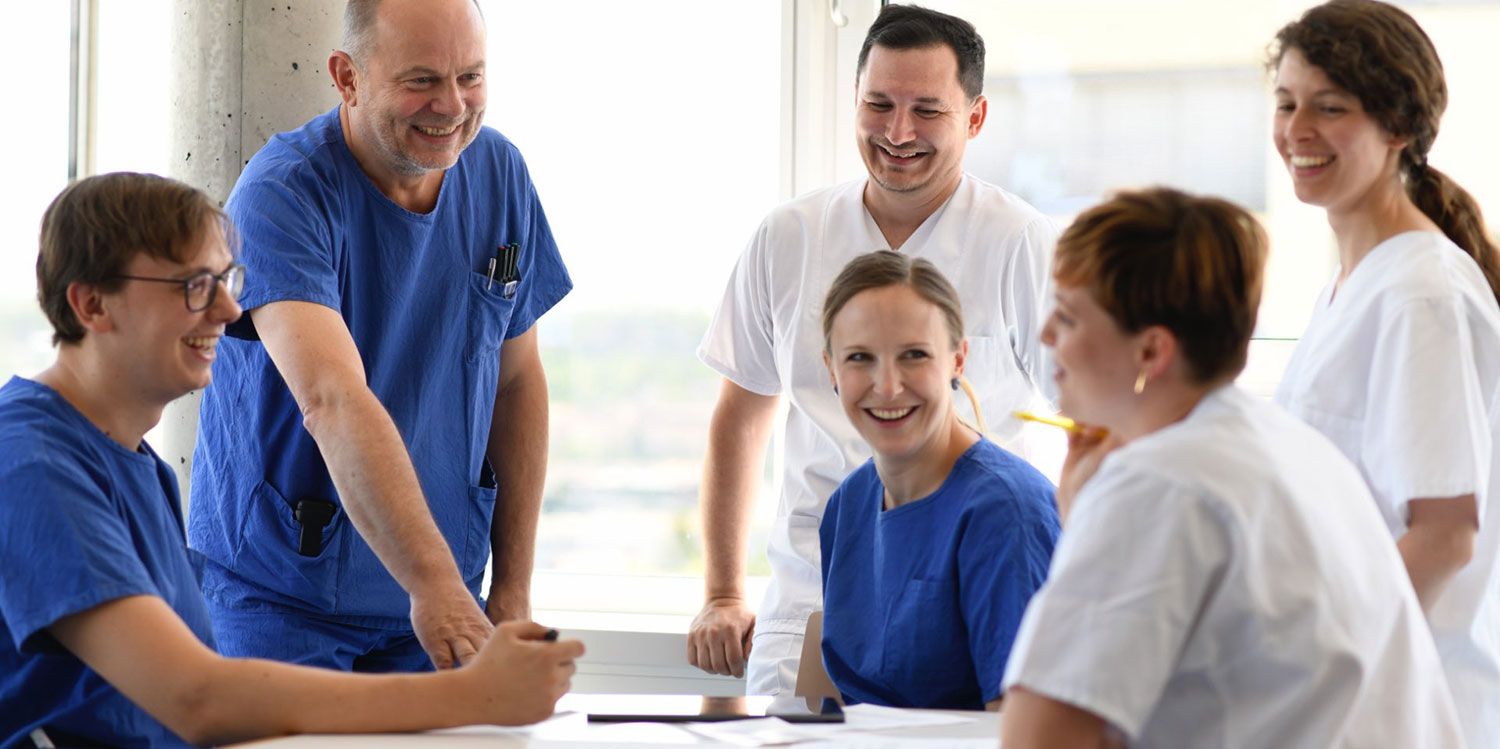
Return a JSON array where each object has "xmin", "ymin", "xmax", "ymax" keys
[
  {"xmin": 958, "ymin": 485, "xmax": 1056, "ymax": 703},
  {"xmin": 0, "ymin": 458, "xmax": 159, "ymax": 654},
  {"xmin": 504, "ymin": 174, "xmax": 571, "ymax": 340},
  {"xmin": 818, "ymin": 486, "xmax": 839, "ymax": 588},
  {"xmin": 228, "ymin": 176, "xmax": 342, "ymax": 315}
]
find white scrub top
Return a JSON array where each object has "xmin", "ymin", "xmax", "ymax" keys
[
  {"xmin": 699, "ymin": 174, "xmax": 1056, "ymax": 694},
  {"xmin": 1004, "ymin": 386, "xmax": 1464, "ymax": 748},
  {"xmin": 1276, "ymin": 230, "xmax": 1500, "ymax": 747}
]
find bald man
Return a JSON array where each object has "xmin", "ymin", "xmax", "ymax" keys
[{"xmin": 189, "ymin": 0, "xmax": 571, "ymax": 673}]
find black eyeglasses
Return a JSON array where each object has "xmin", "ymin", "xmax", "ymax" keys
[{"xmin": 113, "ymin": 264, "xmax": 246, "ymax": 312}]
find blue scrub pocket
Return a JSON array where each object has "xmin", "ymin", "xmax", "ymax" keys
[
  {"xmin": 882, "ymin": 577, "xmax": 966, "ymax": 702},
  {"xmin": 460, "ymin": 483, "xmax": 499, "ymax": 587},
  {"xmin": 466, "ymin": 272, "xmax": 517, "ymax": 363},
  {"xmin": 230, "ymin": 479, "xmax": 347, "ymax": 611}
]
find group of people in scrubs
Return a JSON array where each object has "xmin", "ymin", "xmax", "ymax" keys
[
  {"xmin": 4, "ymin": 0, "xmax": 586, "ymax": 745},
  {"xmin": 690, "ymin": 0, "xmax": 1500, "ymax": 747},
  {"xmin": 2, "ymin": 0, "xmax": 1499, "ymax": 746},
  {"xmin": 0, "ymin": 174, "xmax": 581, "ymax": 746}
]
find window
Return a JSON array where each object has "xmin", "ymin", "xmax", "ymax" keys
[
  {"xmin": 0, "ymin": 5, "xmax": 72, "ymax": 384},
  {"xmin": 476, "ymin": 1, "xmax": 789, "ymax": 613},
  {"xmin": 94, "ymin": 0, "xmax": 172, "ymax": 177},
  {"xmin": 903, "ymin": 0, "xmax": 1500, "ymax": 397},
  {"xmin": 0, "ymin": 0, "xmax": 173, "ymax": 413}
]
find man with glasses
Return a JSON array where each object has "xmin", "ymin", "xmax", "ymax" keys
[
  {"xmin": 115, "ymin": 265, "xmax": 245, "ymax": 313},
  {"xmin": 690, "ymin": 4, "xmax": 1056, "ymax": 696},
  {"xmin": 188, "ymin": 0, "xmax": 571, "ymax": 673},
  {"xmin": 1, "ymin": 172, "xmax": 582, "ymax": 749}
]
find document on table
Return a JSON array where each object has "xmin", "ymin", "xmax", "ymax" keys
[
  {"xmin": 436, "ymin": 710, "xmax": 703, "ymax": 744},
  {"xmin": 799, "ymin": 740, "xmax": 996, "ymax": 749},
  {"xmin": 684, "ymin": 704, "xmax": 979, "ymax": 747},
  {"xmin": 841, "ymin": 704, "xmax": 977, "ymax": 729}
]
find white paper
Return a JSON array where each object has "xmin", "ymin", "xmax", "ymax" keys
[
  {"xmin": 685, "ymin": 718, "xmax": 820, "ymax": 746},
  {"xmin": 680, "ymin": 705, "xmax": 983, "ymax": 747},
  {"xmin": 798, "ymin": 740, "xmax": 996, "ymax": 749},
  {"xmin": 841, "ymin": 704, "xmax": 978, "ymax": 729}
]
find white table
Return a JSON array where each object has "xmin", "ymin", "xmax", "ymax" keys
[{"xmin": 230, "ymin": 694, "xmax": 1001, "ymax": 748}]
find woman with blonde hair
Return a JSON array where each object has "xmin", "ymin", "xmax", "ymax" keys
[
  {"xmin": 1270, "ymin": 2, "xmax": 1500, "ymax": 743},
  {"xmin": 816, "ymin": 250, "xmax": 1058, "ymax": 710}
]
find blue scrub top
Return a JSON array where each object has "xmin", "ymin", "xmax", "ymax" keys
[
  {"xmin": 0, "ymin": 377, "xmax": 213, "ymax": 749},
  {"xmin": 819, "ymin": 438, "xmax": 1059, "ymax": 709},
  {"xmin": 190, "ymin": 106, "xmax": 572, "ymax": 623}
]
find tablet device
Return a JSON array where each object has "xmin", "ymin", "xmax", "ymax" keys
[{"xmin": 581, "ymin": 694, "xmax": 845, "ymax": 724}]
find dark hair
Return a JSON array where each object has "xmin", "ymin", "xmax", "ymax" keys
[
  {"xmin": 1273, "ymin": 0, "xmax": 1500, "ymax": 304},
  {"xmin": 822, "ymin": 250, "xmax": 964, "ymax": 353},
  {"xmin": 856, "ymin": 4, "xmax": 986, "ymax": 100},
  {"xmin": 37, "ymin": 172, "xmax": 229, "ymax": 345},
  {"xmin": 1054, "ymin": 188, "xmax": 1268, "ymax": 385}
]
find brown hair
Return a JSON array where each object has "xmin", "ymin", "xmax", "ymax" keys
[
  {"xmin": 37, "ymin": 172, "xmax": 228, "ymax": 345},
  {"xmin": 821, "ymin": 250, "xmax": 964, "ymax": 354},
  {"xmin": 857, "ymin": 4, "xmax": 986, "ymax": 101},
  {"xmin": 1272, "ymin": 0, "xmax": 1500, "ymax": 304},
  {"xmin": 1055, "ymin": 188, "xmax": 1268, "ymax": 384}
]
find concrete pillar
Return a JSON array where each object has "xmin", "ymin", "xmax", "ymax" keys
[{"xmin": 164, "ymin": 0, "xmax": 342, "ymax": 513}]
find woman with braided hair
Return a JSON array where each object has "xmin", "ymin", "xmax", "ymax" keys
[{"xmin": 1270, "ymin": 1, "xmax": 1500, "ymax": 744}]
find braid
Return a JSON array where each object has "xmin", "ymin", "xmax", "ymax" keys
[{"xmin": 1408, "ymin": 165, "xmax": 1500, "ymax": 306}]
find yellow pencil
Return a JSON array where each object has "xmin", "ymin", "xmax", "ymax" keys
[{"xmin": 1012, "ymin": 410, "xmax": 1105, "ymax": 437}]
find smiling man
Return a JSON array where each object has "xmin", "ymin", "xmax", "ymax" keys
[
  {"xmin": 689, "ymin": 4, "xmax": 1056, "ymax": 697},
  {"xmin": 188, "ymin": 0, "xmax": 571, "ymax": 673}
]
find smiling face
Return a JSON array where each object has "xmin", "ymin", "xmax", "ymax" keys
[
  {"xmin": 824, "ymin": 283, "xmax": 967, "ymax": 468},
  {"xmin": 1039, "ymin": 283, "xmax": 1141, "ymax": 429},
  {"xmin": 855, "ymin": 44, "xmax": 984, "ymax": 200},
  {"xmin": 1273, "ymin": 48, "xmax": 1406, "ymax": 215},
  {"xmin": 99, "ymin": 226, "xmax": 242, "ymax": 405},
  {"xmin": 343, "ymin": 0, "xmax": 487, "ymax": 184}
]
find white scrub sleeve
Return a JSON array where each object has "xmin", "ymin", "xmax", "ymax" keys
[
  {"xmin": 1002, "ymin": 464, "xmax": 1232, "ymax": 741},
  {"xmin": 1362, "ymin": 296, "xmax": 1489, "ymax": 520}
]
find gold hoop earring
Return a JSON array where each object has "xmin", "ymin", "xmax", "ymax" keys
[{"xmin": 1134, "ymin": 368, "xmax": 1148, "ymax": 395}]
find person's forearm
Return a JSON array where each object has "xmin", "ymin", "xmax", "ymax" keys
[
  {"xmin": 1001, "ymin": 687, "xmax": 1118, "ymax": 749},
  {"xmin": 701, "ymin": 444, "xmax": 758, "ymax": 600},
  {"xmin": 1398, "ymin": 494, "xmax": 1479, "ymax": 611},
  {"xmin": 187, "ymin": 657, "xmax": 475, "ymax": 745},
  {"xmin": 53, "ymin": 597, "xmax": 563, "ymax": 747},
  {"xmin": 700, "ymin": 393, "xmax": 776, "ymax": 600},
  {"xmin": 302, "ymin": 387, "xmax": 466, "ymax": 595},
  {"xmin": 1398, "ymin": 525, "xmax": 1475, "ymax": 611},
  {"xmin": 487, "ymin": 362, "xmax": 548, "ymax": 614}
]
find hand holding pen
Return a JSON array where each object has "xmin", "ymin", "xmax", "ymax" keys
[
  {"xmin": 1015, "ymin": 411, "xmax": 1113, "ymax": 524},
  {"xmin": 1012, "ymin": 410, "xmax": 1108, "ymax": 439}
]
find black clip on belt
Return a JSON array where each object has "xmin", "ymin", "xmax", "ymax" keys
[{"xmin": 294, "ymin": 500, "xmax": 337, "ymax": 557}]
